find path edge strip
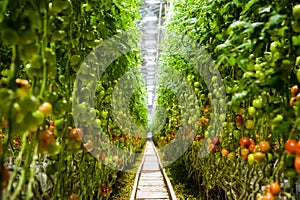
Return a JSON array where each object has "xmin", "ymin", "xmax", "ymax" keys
[
  {"xmin": 151, "ymin": 141, "xmax": 177, "ymax": 200},
  {"xmin": 129, "ymin": 143, "xmax": 147, "ymax": 200}
]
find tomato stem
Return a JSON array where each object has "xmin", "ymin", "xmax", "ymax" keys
[
  {"xmin": 39, "ymin": 4, "xmax": 48, "ymax": 99},
  {"xmin": 25, "ymin": 144, "xmax": 38, "ymax": 200},
  {"xmin": 8, "ymin": 133, "xmax": 30, "ymax": 200}
]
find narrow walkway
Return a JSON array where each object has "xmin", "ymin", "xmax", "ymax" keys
[{"xmin": 131, "ymin": 141, "xmax": 176, "ymax": 200}]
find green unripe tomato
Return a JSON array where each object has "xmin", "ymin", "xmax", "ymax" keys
[
  {"xmin": 296, "ymin": 56, "xmax": 300, "ymax": 66},
  {"xmin": 281, "ymin": 59, "xmax": 291, "ymax": 68},
  {"xmin": 270, "ymin": 41, "xmax": 281, "ymax": 52},
  {"xmin": 252, "ymin": 98, "xmax": 263, "ymax": 109},
  {"xmin": 292, "ymin": 21, "xmax": 300, "ymax": 33},
  {"xmin": 243, "ymin": 72, "xmax": 254, "ymax": 78},
  {"xmin": 296, "ymin": 69, "xmax": 300, "ymax": 83},
  {"xmin": 267, "ymin": 153, "xmax": 273, "ymax": 161},
  {"xmin": 245, "ymin": 120, "xmax": 254, "ymax": 129},
  {"xmin": 101, "ymin": 110, "xmax": 108, "ymax": 118},
  {"xmin": 293, "ymin": 4, "xmax": 300, "ymax": 19},
  {"xmin": 272, "ymin": 114, "xmax": 283, "ymax": 123},
  {"xmin": 227, "ymin": 152, "xmax": 236, "ymax": 161},
  {"xmin": 248, "ymin": 154, "xmax": 255, "ymax": 165},
  {"xmin": 248, "ymin": 106, "xmax": 256, "ymax": 117},
  {"xmin": 286, "ymin": 169, "xmax": 297, "ymax": 178}
]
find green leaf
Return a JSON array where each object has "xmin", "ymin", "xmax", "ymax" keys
[
  {"xmin": 259, "ymin": 5, "xmax": 271, "ymax": 14},
  {"xmin": 216, "ymin": 39, "xmax": 232, "ymax": 50},
  {"xmin": 251, "ymin": 22, "xmax": 264, "ymax": 28},
  {"xmin": 269, "ymin": 14, "xmax": 283, "ymax": 26},
  {"xmin": 237, "ymin": 58, "xmax": 248, "ymax": 72},
  {"xmin": 234, "ymin": 39, "xmax": 252, "ymax": 51},
  {"xmin": 272, "ymin": 121, "xmax": 291, "ymax": 139},
  {"xmin": 229, "ymin": 21, "xmax": 250, "ymax": 29},
  {"xmin": 228, "ymin": 56, "xmax": 236, "ymax": 66},
  {"xmin": 292, "ymin": 36, "xmax": 300, "ymax": 46},
  {"xmin": 231, "ymin": 91, "xmax": 248, "ymax": 113},
  {"xmin": 0, "ymin": 0, "xmax": 9, "ymax": 23},
  {"xmin": 241, "ymin": 0, "xmax": 259, "ymax": 15}
]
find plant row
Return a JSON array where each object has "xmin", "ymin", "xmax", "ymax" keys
[{"xmin": 0, "ymin": 0, "xmax": 147, "ymax": 199}]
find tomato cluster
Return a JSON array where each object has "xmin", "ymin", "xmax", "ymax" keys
[
  {"xmin": 285, "ymin": 139, "xmax": 300, "ymax": 172},
  {"xmin": 152, "ymin": 1, "xmax": 300, "ymax": 199},
  {"xmin": 0, "ymin": 0, "xmax": 147, "ymax": 199},
  {"xmin": 220, "ymin": 137, "xmax": 273, "ymax": 165},
  {"xmin": 258, "ymin": 182, "xmax": 281, "ymax": 200}
]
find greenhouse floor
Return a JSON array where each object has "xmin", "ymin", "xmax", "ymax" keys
[{"xmin": 130, "ymin": 141, "xmax": 176, "ymax": 200}]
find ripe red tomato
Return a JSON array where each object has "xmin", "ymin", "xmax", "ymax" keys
[
  {"xmin": 69, "ymin": 194, "xmax": 79, "ymax": 200},
  {"xmin": 285, "ymin": 139, "xmax": 298, "ymax": 154},
  {"xmin": 262, "ymin": 192, "xmax": 275, "ymax": 200},
  {"xmin": 207, "ymin": 144, "xmax": 217, "ymax": 153},
  {"xmin": 296, "ymin": 93, "xmax": 300, "ymax": 101},
  {"xmin": 0, "ymin": 165, "xmax": 10, "ymax": 189},
  {"xmin": 294, "ymin": 156, "xmax": 300, "ymax": 173},
  {"xmin": 108, "ymin": 186, "xmax": 113, "ymax": 194},
  {"xmin": 49, "ymin": 125, "xmax": 55, "ymax": 131},
  {"xmin": 100, "ymin": 183, "xmax": 106, "ymax": 191},
  {"xmin": 221, "ymin": 149, "xmax": 229, "ymax": 156},
  {"xmin": 240, "ymin": 137, "xmax": 251, "ymax": 148},
  {"xmin": 291, "ymin": 85, "xmax": 299, "ymax": 97},
  {"xmin": 204, "ymin": 118, "xmax": 210, "ymax": 125},
  {"xmin": 259, "ymin": 141, "xmax": 271, "ymax": 153},
  {"xmin": 49, "ymin": 120, "xmax": 54, "ymax": 126},
  {"xmin": 290, "ymin": 97, "xmax": 296, "ymax": 106},
  {"xmin": 69, "ymin": 128, "xmax": 83, "ymax": 141},
  {"xmin": 249, "ymin": 143, "xmax": 256, "ymax": 152},
  {"xmin": 235, "ymin": 114, "xmax": 243, "ymax": 127},
  {"xmin": 249, "ymin": 138, "xmax": 256, "ymax": 144},
  {"xmin": 212, "ymin": 136, "xmax": 220, "ymax": 145},
  {"xmin": 269, "ymin": 182, "xmax": 280, "ymax": 196},
  {"xmin": 296, "ymin": 141, "xmax": 300, "ymax": 155},
  {"xmin": 39, "ymin": 130, "xmax": 55, "ymax": 146},
  {"xmin": 13, "ymin": 138, "xmax": 22, "ymax": 148}
]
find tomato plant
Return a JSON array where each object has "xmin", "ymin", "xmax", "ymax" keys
[
  {"xmin": 0, "ymin": 0, "xmax": 147, "ymax": 199},
  {"xmin": 151, "ymin": 0, "xmax": 300, "ymax": 198}
]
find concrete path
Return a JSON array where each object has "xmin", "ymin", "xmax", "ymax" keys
[{"xmin": 131, "ymin": 141, "xmax": 176, "ymax": 200}]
